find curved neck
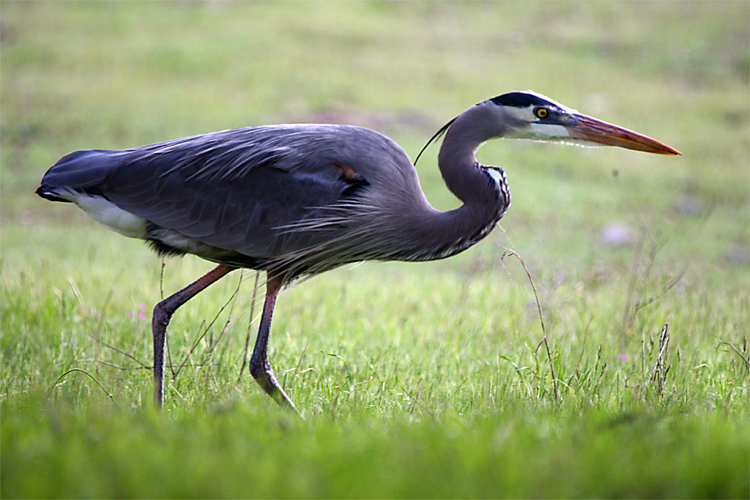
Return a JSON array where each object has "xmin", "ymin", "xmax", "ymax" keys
[
  {"xmin": 384, "ymin": 102, "xmax": 511, "ymax": 262},
  {"xmin": 438, "ymin": 102, "xmax": 508, "ymax": 204}
]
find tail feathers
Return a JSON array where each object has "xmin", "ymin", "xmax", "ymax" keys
[
  {"xmin": 37, "ymin": 149, "xmax": 120, "ymax": 202},
  {"xmin": 35, "ymin": 185, "xmax": 71, "ymax": 202}
]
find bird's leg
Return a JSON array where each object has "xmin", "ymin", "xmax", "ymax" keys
[
  {"xmin": 152, "ymin": 264, "xmax": 236, "ymax": 407},
  {"xmin": 249, "ymin": 274, "xmax": 299, "ymax": 413}
]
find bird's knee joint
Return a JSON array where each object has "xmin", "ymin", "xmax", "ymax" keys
[
  {"xmin": 249, "ymin": 358, "xmax": 269, "ymax": 380},
  {"xmin": 153, "ymin": 299, "xmax": 179, "ymax": 324}
]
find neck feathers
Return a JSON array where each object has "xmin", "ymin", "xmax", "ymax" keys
[
  {"xmin": 383, "ymin": 103, "xmax": 511, "ymax": 263},
  {"xmin": 437, "ymin": 102, "xmax": 508, "ymax": 204}
]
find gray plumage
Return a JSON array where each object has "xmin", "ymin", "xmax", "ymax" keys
[
  {"xmin": 39, "ymin": 116, "xmax": 509, "ymax": 280},
  {"xmin": 37, "ymin": 91, "xmax": 679, "ymax": 411}
]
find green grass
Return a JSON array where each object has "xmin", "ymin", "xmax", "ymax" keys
[
  {"xmin": 3, "ymin": 406, "xmax": 747, "ymax": 498},
  {"xmin": 2, "ymin": 1, "xmax": 749, "ymax": 498}
]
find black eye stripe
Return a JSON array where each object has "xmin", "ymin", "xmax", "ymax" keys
[{"xmin": 490, "ymin": 92, "xmax": 553, "ymax": 108}]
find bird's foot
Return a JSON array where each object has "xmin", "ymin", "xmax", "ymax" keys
[{"xmin": 251, "ymin": 364, "xmax": 302, "ymax": 417}]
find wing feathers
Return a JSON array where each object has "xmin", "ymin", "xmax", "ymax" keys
[{"xmin": 38, "ymin": 124, "xmax": 412, "ymax": 267}]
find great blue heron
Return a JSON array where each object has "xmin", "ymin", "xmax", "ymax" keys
[{"xmin": 37, "ymin": 91, "xmax": 679, "ymax": 410}]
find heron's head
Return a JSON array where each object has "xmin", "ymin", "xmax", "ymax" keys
[{"xmin": 487, "ymin": 91, "xmax": 681, "ymax": 155}]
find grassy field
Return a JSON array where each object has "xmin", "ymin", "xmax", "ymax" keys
[{"xmin": 2, "ymin": 1, "xmax": 749, "ymax": 498}]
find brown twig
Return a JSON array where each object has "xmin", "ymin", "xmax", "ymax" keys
[
  {"xmin": 72, "ymin": 359, "xmax": 218, "ymax": 371},
  {"xmin": 501, "ymin": 249, "xmax": 558, "ymax": 403},
  {"xmin": 536, "ymin": 336, "xmax": 559, "ymax": 402},
  {"xmin": 649, "ymin": 323, "xmax": 670, "ymax": 397},
  {"xmin": 632, "ymin": 266, "xmax": 688, "ymax": 315},
  {"xmin": 85, "ymin": 333, "xmax": 149, "ymax": 368},
  {"xmin": 45, "ymin": 368, "xmax": 117, "ymax": 406},
  {"xmin": 172, "ymin": 271, "xmax": 243, "ymax": 380},
  {"xmin": 400, "ymin": 385, "xmax": 438, "ymax": 420},
  {"xmin": 202, "ymin": 271, "xmax": 245, "ymax": 367},
  {"xmin": 718, "ymin": 341, "xmax": 750, "ymax": 367},
  {"xmin": 74, "ymin": 268, "xmax": 166, "ymax": 380}
]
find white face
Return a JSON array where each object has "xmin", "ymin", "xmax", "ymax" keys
[
  {"xmin": 484, "ymin": 91, "xmax": 681, "ymax": 155},
  {"xmin": 498, "ymin": 93, "xmax": 603, "ymax": 147}
]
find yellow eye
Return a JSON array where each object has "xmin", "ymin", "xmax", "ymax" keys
[{"xmin": 535, "ymin": 107, "xmax": 548, "ymax": 119}]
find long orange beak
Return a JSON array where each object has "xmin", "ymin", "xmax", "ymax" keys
[{"xmin": 567, "ymin": 114, "xmax": 681, "ymax": 155}]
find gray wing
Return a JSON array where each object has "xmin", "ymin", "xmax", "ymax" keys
[{"xmin": 38, "ymin": 124, "xmax": 416, "ymax": 261}]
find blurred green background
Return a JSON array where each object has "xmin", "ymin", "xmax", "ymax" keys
[
  {"xmin": 3, "ymin": 1, "xmax": 748, "ymax": 288},
  {"xmin": 1, "ymin": 2, "xmax": 749, "ymax": 498}
]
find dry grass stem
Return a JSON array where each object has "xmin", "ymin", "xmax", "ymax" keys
[{"xmin": 501, "ymin": 249, "xmax": 558, "ymax": 403}]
